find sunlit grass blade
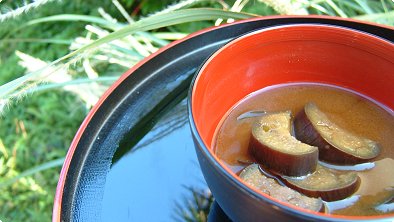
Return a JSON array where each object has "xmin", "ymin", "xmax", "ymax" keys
[
  {"xmin": 24, "ymin": 76, "xmax": 119, "ymax": 94},
  {"xmin": 258, "ymin": 0, "xmax": 308, "ymax": 15},
  {"xmin": 353, "ymin": 10, "xmax": 394, "ymax": 23},
  {"xmin": 152, "ymin": 32, "xmax": 188, "ymax": 40},
  {"xmin": 25, "ymin": 14, "xmax": 124, "ymax": 30},
  {"xmin": 0, "ymin": 73, "xmax": 37, "ymax": 99},
  {"xmin": 0, "ymin": 56, "xmax": 69, "ymax": 93},
  {"xmin": 381, "ymin": 0, "xmax": 390, "ymax": 13},
  {"xmin": 152, "ymin": 0, "xmax": 206, "ymax": 16},
  {"xmin": 0, "ymin": 158, "xmax": 64, "ymax": 189},
  {"xmin": 63, "ymin": 8, "xmax": 255, "ymax": 61},
  {"xmin": 0, "ymin": 0, "xmax": 55, "ymax": 22},
  {"xmin": 354, "ymin": 0, "xmax": 374, "ymax": 14},
  {"xmin": 326, "ymin": 0, "xmax": 348, "ymax": 17},
  {"xmin": 309, "ymin": 3, "xmax": 331, "ymax": 14},
  {"xmin": 112, "ymin": 0, "xmax": 134, "ymax": 24},
  {"xmin": 335, "ymin": 0, "xmax": 364, "ymax": 13},
  {"xmin": 0, "ymin": 8, "xmax": 255, "ymax": 105},
  {"xmin": 0, "ymin": 38, "xmax": 73, "ymax": 44}
]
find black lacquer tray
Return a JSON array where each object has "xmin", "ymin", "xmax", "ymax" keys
[{"xmin": 53, "ymin": 16, "xmax": 394, "ymax": 221}]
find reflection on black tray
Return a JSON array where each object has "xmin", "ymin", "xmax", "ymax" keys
[{"xmin": 101, "ymin": 100, "xmax": 227, "ymax": 221}]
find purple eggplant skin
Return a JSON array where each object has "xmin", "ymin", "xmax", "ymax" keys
[
  {"xmin": 281, "ymin": 169, "xmax": 361, "ymax": 202},
  {"xmin": 249, "ymin": 134, "xmax": 318, "ymax": 177},
  {"xmin": 294, "ymin": 104, "xmax": 380, "ymax": 165},
  {"xmin": 284, "ymin": 175, "xmax": 361, "ymax": 202},
  {"xmin": 239, "ymin": 164, "xmax": 325, "ymax": 212}
]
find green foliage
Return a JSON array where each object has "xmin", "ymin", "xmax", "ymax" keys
[
  {"xmin": 0, "ymin": 90, "xmax": 86, "ymax": 222},
  {"xmin": 0, "ymin": 1, "xmax": 119, "ymax": 221},
  {"xmin": 0, "ymin": 0, "xmax": 119, "ymax": 84}
]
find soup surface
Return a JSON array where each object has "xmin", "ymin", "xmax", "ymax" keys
[{"xmin": 213, "ymin": 83, "xmax": 394, "ymax": 216}]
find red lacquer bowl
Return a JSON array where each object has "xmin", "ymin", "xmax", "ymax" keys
[{"xmin": 189, "ymin": 24, "xmax": 394, "ymax": 221}]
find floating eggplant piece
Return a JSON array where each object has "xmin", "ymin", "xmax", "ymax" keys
[
  {"xmin": 249, "ymin": 111, "xmax": 319, "ymax": 176},
  {"xmin": 239, "ymin": 164, "xmax": 324, "ymax": 212},
  {"xmin": 294, "ymin": 102, "xmax": 380, "ymax": 164},
  {"xmin": 281, "ymin": 164, "xmax": 360, "ymax": 202}
]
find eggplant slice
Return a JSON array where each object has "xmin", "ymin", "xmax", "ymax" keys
[
  {"xmin": 294, "ymin": 102, "xmax": 380, "ymax": 165},
  {"xmin": 281, "ymin": 164, "xmax": 360, "ymax": 202},
  {"xmin": 249, "ymin": 111, "xmax": 318, "ymax": 176},
  {"xmin": 239, "ymin": 164, "xmax": 324, "ymax": 212}
]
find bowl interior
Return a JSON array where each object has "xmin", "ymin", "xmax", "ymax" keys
[
  {"xmin": 191, "ymin": 24, "xmax": 394, "ymax": 218},
  {"xmin": 192, "ymin": 24, "xmax": 394, "ymax": 149}
]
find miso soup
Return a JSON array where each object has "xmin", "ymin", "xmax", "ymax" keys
[{"xmin": 213, "ymin": 83, "xmax": 394, "ymax": 216}]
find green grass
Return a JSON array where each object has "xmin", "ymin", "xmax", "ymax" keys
[
  {"xmin": 0, "ymin": 1, "xmax": 124, "ymax": 221},
  {"xmin": 0, "ymin": 0, "xmax": 393, "ymax": 221},
  {"xmin": 0, "ymin": 91, "xmax": 86, "ymax": 221}
]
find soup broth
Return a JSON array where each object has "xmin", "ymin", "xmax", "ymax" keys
[{"xmin": 213, "ymin": 83, "xmax": 394, "ymax": 216}]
